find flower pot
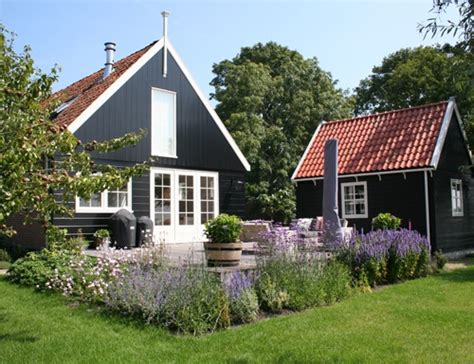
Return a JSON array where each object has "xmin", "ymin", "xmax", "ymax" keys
[{"xmin": 204, "ymin": 241, "xmax": 243, "ymax": 267}]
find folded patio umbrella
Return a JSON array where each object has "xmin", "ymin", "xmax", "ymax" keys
[{"xmin": 323, "ymin": 138, "xmax": 343, "ymax": 243}]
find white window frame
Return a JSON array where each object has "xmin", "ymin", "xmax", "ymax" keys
[
  {"xmin": 151, "ymin": 87, "xmax": 177, "ymax": 159},
  {"xmin": 341, "ymin": 181, "xmax": 368, "ymax": 219},
  {"xmin": 75, "ymin": 179, "xmax": 132, "ymax": 213},
  {"xmin": 451, "ymin": 178, "xmax": 464, "ymax": 217}
]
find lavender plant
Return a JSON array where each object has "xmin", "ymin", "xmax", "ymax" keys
[
  {"xmin": 223, "ymin": 271, "xmax": 259, "ymax": 323},
  {"xmin": 255, "ymin": 227, "xmax": 351, "ymax": 312},
  {"xmin": 331, "ymin": 229, "xmax": 430, "ymax": 286},
  {"xmin": 106, "ymin": 264, "xmax": 230, "ymax": 334}
]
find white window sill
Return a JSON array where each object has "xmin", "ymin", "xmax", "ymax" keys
[
  {"xmin": 152, "ymin": 154, "xmax": 178, "ymax": 159},
  {"xmin": 342, "ymin": 214, "xmax": 368, "ymax": 219},
  {"xmin": 75, "ymin": 207, "xmax": 134, "ymax": 214}
]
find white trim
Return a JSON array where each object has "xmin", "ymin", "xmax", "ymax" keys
[
  {"xmin": 75, "ymin": 178, "xmax": 133, "ymax": 213},
  {"xmin": 450, "ymin": 178, "xmax": 464, "ymax": 217},
  {"xmin": 341, "ymin": 181, "xmax": 368, "ymax": 219},
  {"xmin": 66, "ymin": 38, "xmax": 250, "ymax": 172},
  {"xmin": 149, "ymin": 167, "xmax": 220, "ymax": 243},
  {"xmin": 166, "ymin": 42, "xmax": 250, "ymax": 172},
  {"xmin": 424, "ymin": 171, "xmax": 431, "ymax": 244},
  {"xmin": 294, "ymin": 168, "xmax": 433, "ymax": 182},
  {"xmin": 431, "ymin": 99, "xmax": 455, "ymax": 168},
  {"xmin": 151, "ymin": 87, "xmax": 177, "ymax": 158},
  {"xmin": 453, "ymin": 101, "xmax": 474, "ymax": 165},
  {"xmin": 291, "ymin": 122, "xmax": 324, "ymax": 180},
  {"xmin": 67, "ymin": 39, "xmax": 165, "ymax": 134}
]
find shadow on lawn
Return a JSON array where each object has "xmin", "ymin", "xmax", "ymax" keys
[
  {"xmin": 435, "ymin": 265, "xmax": 474, "ymax": 283},
  {"xmin": 0, "ymin": 308, "xmax": 38, "ymax": 344}
]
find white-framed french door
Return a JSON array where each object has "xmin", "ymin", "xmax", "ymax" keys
[{"xmin": 150, "ymin": 168, "xmax": 219, "ymax": 243}]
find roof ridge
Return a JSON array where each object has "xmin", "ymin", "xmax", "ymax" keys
[{"xmin": 324, "ymin": 100, "xmax": 449, "ymax": 125}]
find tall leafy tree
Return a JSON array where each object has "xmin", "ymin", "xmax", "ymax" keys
[
  {"xmin": 419, "ymin": 0, "xmax": 473, "ymax": 51},
  {"xmin": 211, "ymin": 42, "xmax": 353, "ymax": 222},
  {"xmin": 0, "ymin": 26, "xmax": 149, "ymax": 237},
  {"xmin": 354, "ymin": 45, "xmax": 474, "ymax": 149}
]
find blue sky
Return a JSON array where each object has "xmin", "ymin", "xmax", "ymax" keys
[{"xmin": 2, "ymin": 0, "xmax": 459, "ymax": 97}]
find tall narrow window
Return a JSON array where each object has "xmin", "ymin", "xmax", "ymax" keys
[
  {"xmin": 451, "ymin": 179, "xmax": 464, "ymax": 216},
  {"xmin": 341, "ymin": 182, "xmax": 368, "ymax": 219},
  {"xmin": 151, "ymin": 88, "xmax": 176, "ymax": 158},
  {"xmin": 200, "ymin": 176, "xmax": 215, "ymax": 224}
]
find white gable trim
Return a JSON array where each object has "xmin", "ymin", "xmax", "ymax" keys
[
  {"xmin": 430, "ymin": 98, "xmax": 473, "ymax": 168},
  {"xmin": 166, "ymin": 42, "xmax": 250, "ymax": 171},
  {"xmin": 291, "ymin": 122, "xmax": 324, "ymax": 180},
  {"xmin": 67, "ymin": 37, "xmax": 250, "ymax": 172},
  {"xmin": 67, "ymin": 39, "xmax": 165, "ymax": 134},
  {"xmin": 430, "ymin": 99, "xmax": 455, "ymax": 168}
]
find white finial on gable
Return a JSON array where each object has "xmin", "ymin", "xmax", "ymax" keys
[{"xmin": 161, "ymin": 10, "xmax": 170, "ymax": 78}]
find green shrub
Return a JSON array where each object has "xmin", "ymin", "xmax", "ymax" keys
[
  {"xmin": 0, "ymin": 248, "xmax": 11, "ymax": 262},
  {"xmin": 255, "ymin": 272, "xmax": 289, "ymax": 313},
  {"xmin": 204, "ymin": 214, "xmax": 242, "ymax": 243},
  {"xmin": 229, "ymin": 288, "xmax": 259, "ymax": 324},
  {"xmin": 7, "ymin": 249, "xmax": 78, "ymax": 288},
  {"xmin": 372, "ymin": 213, "xmax": 401, "ymax": 230},
  {"xmin": 93, "ymin": 229, "xmax": 110, "ymax": 239},
  {"xmin": 0, "ymin": 238, "xmax": 29, "ymax": 261},
  {"xmin": 256, "ymin": 256, "xmax": 352, "ymax": 312},
  {"xmin": 433, "ymin": 250, "xmax": 448, "ymax": 272}
]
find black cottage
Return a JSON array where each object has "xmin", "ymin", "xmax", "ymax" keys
[
  {"xmin": 10, "ymin": 32, "xmax": 250, "ymax": 248},
  {"xmin": 292, "ymin": 99, "xmax": 474, "ymax": 254}
]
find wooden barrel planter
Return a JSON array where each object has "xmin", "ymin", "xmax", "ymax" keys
[{"xmin": 204, "ymin": 241, "xmax": 243, "ymax": 267}]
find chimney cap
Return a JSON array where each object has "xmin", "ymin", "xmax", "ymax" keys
[{"xmin": 161, "ymin": 10, "xmax": 170, "ymax": 17}]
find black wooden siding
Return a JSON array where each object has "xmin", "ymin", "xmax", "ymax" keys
[
  {"xmin": 74, "ymin": 48, "xmax": 246, "ymax": 173},
  {"xmin": 296, "ymin": 172, "xmax": 428, "ymax": 236},
  {"xmin": 432, "ymin": 116, "xmax": 474, "ymax": 252},
  {"xmin": 48, "ymin": 46, "xmax": 248, "ymax": 244},
  {"xmin": 52, "ymin": 167, "xmax": 245, "ymax": 242}
]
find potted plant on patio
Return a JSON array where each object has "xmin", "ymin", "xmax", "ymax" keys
[
  {"xmin": 93, "ymin": 229, "xmax": 111, "ymax": 249},
  {"xmin": 204, "ymin": 214, "xmax": 243, "ymax": 267}
]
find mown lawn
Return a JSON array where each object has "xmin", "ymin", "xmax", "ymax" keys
[{"xmin": 1, "ymin": 266, "xmax": 473, "ymax": 364}]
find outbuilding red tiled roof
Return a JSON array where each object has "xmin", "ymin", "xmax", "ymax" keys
[
  {"xmin": 294, "ymin": 101, "xmax": 449, "ymax": 179},
  {"xmin": 50, "ymin": 41, "xmax": 157, "ymax": 128}
]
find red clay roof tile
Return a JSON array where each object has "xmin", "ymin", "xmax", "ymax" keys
[
  {"xmin": 50, "ymin": 41, "xmax": 157, "ymax": 128},
  {"xmin": 294, "ymin": 101, "xmax": 448, "ymax": 179}
]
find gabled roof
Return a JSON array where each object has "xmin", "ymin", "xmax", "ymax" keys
[
  {"xmin": 292, "ymin": 99, "xmax": 471, "ymax": 180},
  {"xmin": 51, "ymin": 41, "xmax": 156, "ymax": 129},
  {"xmin": 51, "ymin": 38, "xmax": 251, "ymax": 171}
]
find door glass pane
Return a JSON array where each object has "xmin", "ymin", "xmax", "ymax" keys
[
  {"xmin": 200, "ymin": 176, "xmax": 215, "ymax": 224},
  {"xmin": 155, "ymin": 173, "xmax": 172, "ymax": 226},
  {"xmin": 178, "ymin": 175, "xmax": 194, "ymax": 225}
]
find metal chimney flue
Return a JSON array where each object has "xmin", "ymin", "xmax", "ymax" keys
[
  {"xmin": 103, "ymin": 42, "xmax": 116, "ymax": 79},
  {"xmin": 161, "ymin": 10, "xmax": 170, "ymax": 78}
]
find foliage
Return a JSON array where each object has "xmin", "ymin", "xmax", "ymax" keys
[
  {"xmin": 434, "ymin": 249, "xmax": 448, "ymax": 271},
  {"xmin": 224, "ymin": 271, "xmax": 259, "ymax": 323},
  {"xmin": 256, "ymin": 255, "xmax": 351, "ymax": 312},
  {"xmin": 419, "ymin": 0, "xmax": 473, "ymax": 51},
  {"xmin": 0, "ymin": 237, "xmax": 28, "ymax": 261},
  {"xmin": 354, "ymin": 44, "xmax": 474, "ymax": 149},
  {"xmin": 93, "ymin": 229, "xmax": 110, "ymax": 239},
  {"xmin": 211, "ymin": 42, "xmax": 353, "ymax": 221},
  {"xmin": 0, "ymin": 25, "xmax": 150, "ymax": 237},
  {"xmin": 255, "ymin": 228, "xmax": 351, "ymax": 312},
  {"xmin": 2, "ymin": 267, "xmax": 474, "ymax": 363},
  {"xmin": 0, "ymin": 248, "xmax": 11, "ymax": 262},
  {"xmin": 7, "ymin": 248, "xmax": 84, "ymax": 289},
  {"xmin": 106, "ymin": 264, "xmax": 230, "ymax": 335},
  {"xmin": 372, "ymin": 213, "xmax": 401, "ymax": 230},
  {"xmin": 204, "ymin": 214, "xmax": 242, "ymax": 243},
  {"xmin": 332, "ymin": 229, "xmax": 431, "ymax": 286}
]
